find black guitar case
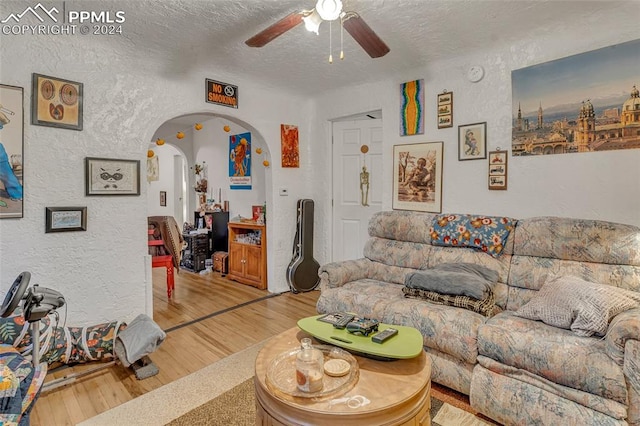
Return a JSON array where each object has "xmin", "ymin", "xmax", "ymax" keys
[{"xmin": 286, "ymin": 199, "xmax": 320, "ymax": 293}]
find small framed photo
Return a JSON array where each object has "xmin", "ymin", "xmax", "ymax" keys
[
  {"xmin": 437, "ymin": 91, "xmax": 453, "ymax": 129},
  {"xmin": 85, "ymin": 157, "xmax": 141, "ymax": 196},
  {"xmin": 458, "ymin": 122, "xmax": 487, "ymax": 161},
  {"xmin": 488, "ymin": 150, "xmax": 508, "ymax": 190},
  {"xmin": 160, "ymin": 191, "xmax": 167, "ymax": 206},
  {"xmin": 393, "ymin": 141, "xmax": 443, "ymax": 213},
  {"xmin": 45, "ymin": 207, "xmax": 87, "ymax": 233},
  {"xmin": 31, "ymin": 73, "xmax": 83, "ymax": 131}
]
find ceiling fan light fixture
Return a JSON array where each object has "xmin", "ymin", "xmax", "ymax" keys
[
  {"xmin": 303, "ymin": 9, "xmax": 322, "ymax": 34},
  {"xmin": 315, "ymin": 0, "xmax": 343, "ymax": 21}
]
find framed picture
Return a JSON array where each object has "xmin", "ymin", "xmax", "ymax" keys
[
  {"xmin": 85, "ymin": 157, "xmax": 141, "ymax": 196},
  {"xmin": 31, "ymin": 73, "xmax": 83, "ymax": 130},
  {"xmin": 393, "ymin": 141, "xmax": 443, "ymax": 213},
  {"xmin": 488, "ymin": 150, "xmax": 508, "ymax": 190},
  {"xmin": 512, "ymin": 39, "xmax": 639, "ymax": 156},
  {"xmin": 0, "ymin": 84, "xmax": 24, "ymax": 219},
  {"xmin": 160, "ymin": 191, "xmax": 166, "ymax": 206},
  {"xmin": 45, "ymin": 207, "xmax": 87, "ymax": 233},
  {"xmin": 437, "ymin": 91, "xmax": 453, "ymax": 129},
  {"xmin": 458, "ymin": 122, "xmax": 487, "ymax": 161}
]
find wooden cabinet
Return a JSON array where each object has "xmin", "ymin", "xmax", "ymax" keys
[{"xmin": 227, "ymin": 222, "xmax": 266, "ymax": 289}]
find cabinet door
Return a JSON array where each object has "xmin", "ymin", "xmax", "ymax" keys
[
  {"xmin": 244, "ymin": 245, "xmax": 263, "ymax": 283},
  {"xmin": 228, "ymin": 243, "xmax": 244, "ymax": 276}
]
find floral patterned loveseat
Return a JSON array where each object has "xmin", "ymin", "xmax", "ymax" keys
[{"xmin": 316, "ymin": 210, "xmax": 640, "ymax": 425}]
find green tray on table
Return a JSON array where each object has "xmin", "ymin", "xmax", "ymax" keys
[{"xmin": 297, "ymin": 314, "xmax": 423, "ymax": 360}]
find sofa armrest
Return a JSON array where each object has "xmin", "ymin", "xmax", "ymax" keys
[
  {"xmin": 319, "ymin": 258, "xmax": 373, "ymax": 289},
  {"xmin": 605, "ymin": 307, "xmax": 640, "ymax": 366}
]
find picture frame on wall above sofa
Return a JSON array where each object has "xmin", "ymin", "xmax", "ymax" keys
[
  {"xmin": 0, "ymin": 84, "xmax": 24, "ymax": 219},
  {"xmin": 85, "ymin": 157, "xmax": 140, "ymax": 196},
  {"xmin": 45, "ymin": 206, "xmax": 87, "ymax": 233},
  {"xmin": 488, "ymin": 150, "xmax": 508, "ymax": 190},
  {"xmin": 458, "ymin": 122, "xmax": 487, "ymax": 161},
  {"xmin": 31, "ymin": 73, "xmax": 83, "ymax": 131},
  {"xmin": 437, "ymin": 91, "xmax": 453, "ymax": 129},
  {"xmin": 392, "ymin": 141, "xmax": 443, "ymax": 213}
]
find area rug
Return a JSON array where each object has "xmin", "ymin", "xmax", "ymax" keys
[
  {"xmin": 168, "ymin": 377, "xmax": 491, "ymax": 426},
  {"xmin": 81, "ymin": 340, "xmax": 492, "ymax": 426}
]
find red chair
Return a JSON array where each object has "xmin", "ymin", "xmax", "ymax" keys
[{"xmin": 148, "ymin": 229, "xmax": 175, "ymax": 298}]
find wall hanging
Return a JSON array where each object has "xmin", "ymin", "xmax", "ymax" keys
[
  {"xmin": 400, "ymin": 79, "xmax": 424, "ymax": 136},
  {"xmin": 0, "ymin": 84, "xmax": 24, "ymax": 218},
  {"xmin": 437, "ymin": 90, "xmax": 453, "ymax": 129},
  {"xmin": 31, "ymin": 73, "xmax": 83, "ymax": 130},
  {"xmin": 458, "ymin": 122, "xmax": 487, "ymax": 161},
  {"xmin": 281, "ymin": 124, "xmax": 299, "ymax": 168},
  {"xmin": 392, "ymin": 141, "xmax": 443, "ymax": 213},
  {"xmin": 85, "ymin": 157, "xmax": 140, "ymax": 196},
  {"xmin": 512, "ymin": 38, "xmax": 640, "ymax": 156},
  {"xmin": 488, "ymin": 150, "xmax": 508, "ymax": 190},
  {"xmin": 229, "ymin": 132, "xmax": 251, "ymax": 190},
  {"xmin": 45, "ymin": 206, "xmax": 87, "ymax": 233}
]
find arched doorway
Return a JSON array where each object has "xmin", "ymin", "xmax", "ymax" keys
[{"xmin": 146, "ymin": 112, "xmax": 272, "ymax": 311}]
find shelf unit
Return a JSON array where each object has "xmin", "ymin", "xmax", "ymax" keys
[
  {"xmin": 227, "ymin": 222, "xmax": 266, "ymax": 289},
  {"xmin": 180, "ymin": 233, "xmax": 208, "ymax": 272},
  {"xmin": 194, "ymin": 211, "xmax": 229, "ymax": 257}
]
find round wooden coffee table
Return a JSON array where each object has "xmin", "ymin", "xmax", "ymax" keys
[{"xmin": 254, "ymin": 327, "xmax": 431, "ymax": 425}]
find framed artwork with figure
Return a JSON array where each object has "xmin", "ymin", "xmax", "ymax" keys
[
  {"xmin": 393, "ymin": 141, "xmax": 443, "ymax": 213},
  {"xmin": 458, "ymin": 122, "xmax": 487, "ymax": 161},
  {"xmin": 0, "ymin": 84, "xmax": 24, "ymax": 219}
]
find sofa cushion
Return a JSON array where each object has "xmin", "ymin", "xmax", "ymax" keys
[
  {"xmin": 316, "ymin": 279, "xmax": 405, "ymax": 321},
  {"xmin": 477, "ymin": 311, "xmax": 628, "ymax": 404},
  {"xmin": 514, "ymin": 275, "xmax": 640, "ymax": 337},
  {"xmin": 383, "ymin": 297, "xmax": 487, "ymax": 364},
  {"xmin": 430, "ymin": 214, "xmax": 516, "ymax": 258}
]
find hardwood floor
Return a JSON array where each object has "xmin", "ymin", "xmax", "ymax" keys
[{"xmin": 30, "ymin": 268, "xmax": 320, "ymax": 425}]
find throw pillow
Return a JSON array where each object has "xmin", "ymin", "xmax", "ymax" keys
[
  {"xmin": 514, "ymin": 275, "xmax": 640, "ymax": 337},
  {"xmin": 430, "ymin": 214, "xmax": 516, "ymax": 258}
]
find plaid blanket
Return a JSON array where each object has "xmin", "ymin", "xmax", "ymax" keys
[{"xmin": 402, "ymin": 287, "xmax": 502, "ymax": 317}]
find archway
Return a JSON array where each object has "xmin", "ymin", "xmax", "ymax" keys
[{"xmin": 146, "ymin": 112, "xmax": 272, "ymax": 309}]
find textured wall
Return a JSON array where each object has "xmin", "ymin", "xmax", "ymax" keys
[
  {"xmin": 312, "ymin": 16, "xmax": 640, "ymax": 265},
  {"xmin": 0, "ymin": 34, "xmax": 312, "ymax": 324}
]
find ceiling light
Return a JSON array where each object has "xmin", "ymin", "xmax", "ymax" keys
[
  {"xmin": 315, "ymin": 0, "xmax": 343, "ymax": 21},
  {"xmin": 303, "ymin": 9, "xmax": 322, "ymax": 34}
]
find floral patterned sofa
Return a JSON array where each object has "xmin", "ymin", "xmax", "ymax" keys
[{"xmin": 316, "ymin": 210, "xmax": 640, "ymax": 425}]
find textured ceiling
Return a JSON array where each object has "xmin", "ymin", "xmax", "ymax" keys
[{"xmin": 87, "ymin": 0, "xmax": 632, "ymax": 96}]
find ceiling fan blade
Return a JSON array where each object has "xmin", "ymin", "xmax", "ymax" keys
[
  {"xmin": 245, "ymin": 12, "xmax": 304, "ymax": 47},
  {"xmin": 342, "ymin": 12, "xmax": 390, "ymax": 58}
]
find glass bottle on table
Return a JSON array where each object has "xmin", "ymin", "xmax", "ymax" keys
[{"xmin": 296, "ymin": 337, "xmax": 324, "ymax": 393}]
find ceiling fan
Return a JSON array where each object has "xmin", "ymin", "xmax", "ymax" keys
[{"xmin": 245, "ymin": 0, "xmax": 390, "ymax": 59}]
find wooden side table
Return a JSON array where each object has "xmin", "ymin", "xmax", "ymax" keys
[{"xmin": 255, "ymin": 327, "xmax": 431, "ymax": 426}]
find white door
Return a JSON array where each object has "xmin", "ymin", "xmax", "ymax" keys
[{"xmin": 332, "ymin": 118, "xmax": 383, "ymax": 261}]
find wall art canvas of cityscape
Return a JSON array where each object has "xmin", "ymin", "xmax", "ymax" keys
[{"xmin": 511, "ymin": 38, "xmax": 640, "ymax": 156}]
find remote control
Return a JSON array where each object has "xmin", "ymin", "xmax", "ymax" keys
[
  {"xmin": 372, "ymin": 328, "xmax": 398, "ymax": 343},
  {"xmin": 332, "ymin": 313, "xmax": 355, "ymax": 329}
]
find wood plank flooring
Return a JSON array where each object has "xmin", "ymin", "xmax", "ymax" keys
[{"xmin": 30, "ymin": 268, "xmax": 320, "ymax": 425}]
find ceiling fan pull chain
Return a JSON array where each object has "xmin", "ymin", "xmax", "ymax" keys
[
  {"xmin": 329, "ymin": 20, "xmax": 333, "ymax": 63},
  {"xmin": 340, "ymin": 17, "xmax": 344, "ymax": 60}
]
